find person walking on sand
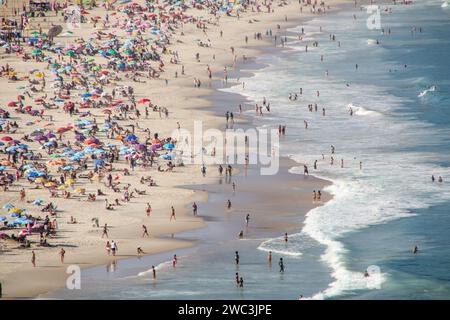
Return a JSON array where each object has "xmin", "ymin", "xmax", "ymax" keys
[
  {"xmin": 170, "ymin": 206, "xmax": 176, "ymax": 221},
  {"xmin": 142, "ymin": 225, "xmax": 149, "ymax": 237},
  {"xmin": 227, "ymin": 199, "xmax": 232, "ymax": 210},
  {"xmin": 245, "ymin": 214, "xmax": 250, "ymax": 227},
  {"xmin": 146, "ymin": 203, "xmax": 152, "ymax": 216},
  {"xmin": 31, "ymin": 250, "xmax": 36, "ymax": 267},
  {"xmin": 59, "ymin": 248, "xmax": 66, "ymax": 263},
  {"xmin": 232, "ymin": 182, "xmax": 236, "ymax": 193},
  {"xmin": 20, "ymin": 188, "xmax": 26, "ymax": 201},
  {"xmin": 102, "ymin": 223, "xmax": 109, "ymax": 238}
]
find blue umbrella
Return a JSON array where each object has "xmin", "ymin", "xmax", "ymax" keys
[
  {"xmin": 0, "ymin": 216, "xmax": 6, "ymax": 221},
  {"xmin": 3, "ymin": 203, "xmax": 14, "ymax": 209},
  {"xmin": 62, "ymin": 165, "xmax": 74, "ymax": 171},
  {"xmin": 0, "ymin": 166, "xmax": 6, "ymax": 171},
  {"xmin": 80, "ymin": 93, "xmax": 92, "ymax": 98},
  {"xmin": 32, "ymin": 199, "xmax": 44, "ymax": 205},
  {"xmin": 163, "ymin": 143, "xmax": 175, "ymax": 149},
  {"xmin": 94, "ymin": 159, "xmax": 104, "ymax": 167},
  {"xmin": 124, "ymin": 134, "xmax": 138, "ymax": 140},
  {"xmin": 5, "ymin": 146, "xmax": 20, "ymax": 153}
]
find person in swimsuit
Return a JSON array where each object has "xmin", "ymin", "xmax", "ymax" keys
[
  {"xmin": 59, "ymin": 248, "xmax": 66, "ymax": 263},
  {"xmin": 142, "ymin": 225, "xmax": 149, "ymax": 237},
  {"xmin": 279, "ymin": 258, "xmax": 285, "ymax": 273},
  {"xmin": 172, "ymin": 254, "xmax": 177, "ymax": 267}
]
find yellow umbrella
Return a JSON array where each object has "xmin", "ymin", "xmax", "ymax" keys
[
  {"xmin": 34, "ymin": 72, "xmax": 43, "ymax": 78},
  {"xmin": 44, "ymin": 182, "xmax": 56, "ymax": 187},
  {"xmin": 57, "ymin": 185, "xmax": 66, "ymax": 190},
  {"xmin": 35, "ymin": 177, "xmax": 46, "ymax": 183},
  {"xmin": 65, "ymin": 178, "xmax": 76, "ymax": 185},
  {"xmin": 9, "ymin": 208, "xmax": 22, "ymax": 213}
]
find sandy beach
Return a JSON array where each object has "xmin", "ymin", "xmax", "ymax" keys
[{"xmin": 0, "ymin": 0, "xmax": 345, "ymax": 298}]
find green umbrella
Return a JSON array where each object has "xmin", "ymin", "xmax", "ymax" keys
[
  {"xmin": 31, "ymin": 49, "xmax": 42, "ymax": 55},
  {"xmin": 107, "ymin": 48, "xmax": 117, "ymax": 55},
  {"xmin": 65, "ymin": 50, "xmax": 75, "ymax": 55}
]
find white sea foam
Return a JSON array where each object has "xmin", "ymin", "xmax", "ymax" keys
[{"xmin": 418, "ymin": 85, "xmax": 436, "ymax": 97}]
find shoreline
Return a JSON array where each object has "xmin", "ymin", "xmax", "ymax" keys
[{"xmin": 0, "ymin": 0, "xmax": 347, "ymax": 299}]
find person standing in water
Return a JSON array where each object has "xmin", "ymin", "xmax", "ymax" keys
[
  {"xmin": 173, "ymin": 254, "xmax": 178, "ymax": 267},
  {"xmin": 235, "ymin": 251, "xmax": 240, "ymax": 265},
  {"xmin": 412, "ymin": 245, "xmax": 418, "ymax": 254},
  {"xmin": 245, "ymin": 214, "xmax": 250, "ymax": 227},
  {"xmin": 192, "ymin": 202, "xmax": 198, "ymax": 216},
  {"xmin": 268, "ymin": 251, "xmax": 272, "ymax": 264},
  {"xmin": 279, "ymin": 258, "xmax": 285, "ymax": 273},
  {"xmin": 284, "ymin": 233, "xmax": 288, "ymax": 243},
  {"xmin": 152, "ymin": 266, "xmax": 156, "ymax": 279}
]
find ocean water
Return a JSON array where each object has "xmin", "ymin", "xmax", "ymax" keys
[
  {"xmin": 222, "ymin": 0, "xmax": 450, "ymax": 299},
  {"xmin": 45, "ymin": 1, "xmax": 450, "ymax": 299}
]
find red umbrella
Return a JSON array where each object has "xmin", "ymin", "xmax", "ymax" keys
[
  {"xmin": 138, "ymin": 98, "xmax": 150, "ymax": 104},
  {"xmin": 7, "ymin": 101, "xmax": 17, "ymax": 107},
  {"xmin": 1, "ymin": 136, "xmax": 13, "ymax": 141}
]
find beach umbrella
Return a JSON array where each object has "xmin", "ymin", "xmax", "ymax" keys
[
  {"xmin": 0, "ymin": 216, "xmax": 6, "ymax": 221},
  {"xmin": 48, "ymin": 25, "xmax": 63, "ymax": 38},
  {"xmin": 34, "ymin": 177, "xmax": 45, "ymax": 183},
  {"xmin": 2, "ymin": 203, "xmax": 14, "ymax": 209},
  {"xmin": 32, "ymin": 199, "xmax": 44, "ymax": 205},
  {"xmin": 80, "ymin": 93, "xmax": 92, "ymax": 98},
  {"xmin": 31, "ymin": 49, "xmax": 42, "ymax": 55},
  {"xmin": 163, "ymin": 143, "xmax": 175, "ymax": 149},
  {"xmin": 124, "ymin": 134, "xmax": 138, "ymax": 141},
  {"xmin": 94, "ymin": 159, "xmax": 104, "ymax": 167},
  {"xmin": 138, "ymin": 98, "xmax": 150, "ymax": 104},
  {"xmin": 1, "ymin": 136, "xmax": 13, "ymax": 141}
]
